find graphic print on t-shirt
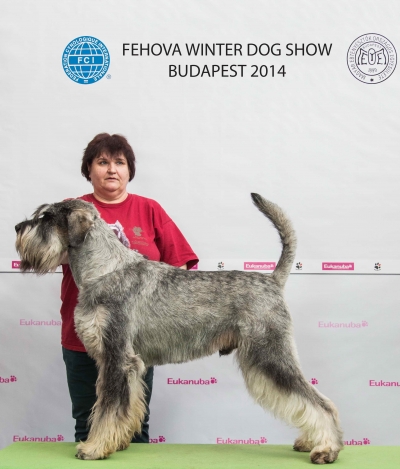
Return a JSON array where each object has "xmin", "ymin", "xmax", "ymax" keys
[
  {"xmin": 132, "ymin": 226, "xmax": 149, "ymax": 247},
  {"xmin": 108, "ymin": 221, "xmax": 130, "ymax": 248}
]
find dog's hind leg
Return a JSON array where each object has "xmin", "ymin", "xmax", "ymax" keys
[
  {"xmin": 237, "ymin": 331, "xmax": 343, "ymax": 464},
  {"xmin": 74, "ymin": 307, "xmax": 146, "ymax": 460}
]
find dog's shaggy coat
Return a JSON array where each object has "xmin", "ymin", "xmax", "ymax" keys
[{"xmin": 15, "ymin": 194, "xmax": 343, "ymax": 463}]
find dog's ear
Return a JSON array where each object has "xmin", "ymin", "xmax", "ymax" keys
[{"xmin": 67, "ymin": 209, "xmax": 95, "ymax": 247}]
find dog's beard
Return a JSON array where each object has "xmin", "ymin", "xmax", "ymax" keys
[{"xmin": 16, "ymin": 224, "xmax": 65, "ymax": 274}]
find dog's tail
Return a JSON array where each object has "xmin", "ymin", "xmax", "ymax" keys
[{"xmin": 251, "ymin": 193, "xmax": 297, "ymax": 289}]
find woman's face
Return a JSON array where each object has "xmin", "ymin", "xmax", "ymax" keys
[{"xmin": 88, "ymin": 153, "xmax": 130, "ymax": 197}]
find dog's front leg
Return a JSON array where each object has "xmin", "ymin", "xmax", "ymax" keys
[
  {"xmin": 74, "ymin": 305, "xmax": 146, "ymax": 460},
  {"xmin": 75, "ymin": 352, "xmax": 146, "ymax": 460}
]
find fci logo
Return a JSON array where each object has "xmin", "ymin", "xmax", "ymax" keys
[{"xmin": 62, "ymin": 36, "xmax": 110, "ymax": 84}]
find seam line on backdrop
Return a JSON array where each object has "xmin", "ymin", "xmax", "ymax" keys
[{"xmin": 1, "ymin": 272, "xmax": 400, "ymax": 276}]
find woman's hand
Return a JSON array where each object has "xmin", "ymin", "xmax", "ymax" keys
[{"xmin": 59, "ymin": 252, "xmax": 69, "ymax": 265}]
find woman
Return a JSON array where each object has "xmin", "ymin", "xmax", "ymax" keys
[{"xmin": 61, "ymin": 133, "xmax": 198, "ymax": 443}]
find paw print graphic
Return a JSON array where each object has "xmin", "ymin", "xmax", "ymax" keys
[
  {"xmin": 10, "ymin": 376, "xmax": 17, "ymax": 382},
  {"xmin": 210, "ymin": 377, "xmax": 218, "ymax": 384},
  {"xmin": 217, "ymin": 262, "xmax": 224, "ymax": 271},
  {"xmin": 296, "ymin": 262, "xmax": 303, "ymax": 271},
  {"xmin": 374, "ymin": 263, "xmax": 381, "ymax": 271},
  {"xmin": 310, "ymin": 378, "xmax": 319, "ymax": 385},
  {"xmin": 260, "ymin": 437, "xmax": 267, "ymax": 444},
  {"xmin": 57, "ymin": 435, "xmax": 64, "ymax": 441},
  {"xmin": 158, "ymin": 436, "xmax": 166, "ymax": 443},
  {"xmin": 363, "ymin": 438, "xmax": 370, "ymax": 445},
  {"xmin": 362, "ymin": 321, "xmax": 369, "ymax": 327}
]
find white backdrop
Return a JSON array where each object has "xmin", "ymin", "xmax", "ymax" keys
[{"xmin": 1, "ymin": 0, "xmax": 400, "ymax": 449}]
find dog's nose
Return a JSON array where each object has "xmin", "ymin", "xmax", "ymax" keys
[{"xmin": 15, "ymin": 223, "xmax": 23, "ymax": 233}]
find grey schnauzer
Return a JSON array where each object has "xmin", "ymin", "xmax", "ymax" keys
[{"xmin": 15, "ymin": 194, "xmax": 343, "ymax": 463}]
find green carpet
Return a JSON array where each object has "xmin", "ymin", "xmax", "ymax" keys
[{"xmin": 0, "ymin": 443, "xmax": 399, "ymax": 469}]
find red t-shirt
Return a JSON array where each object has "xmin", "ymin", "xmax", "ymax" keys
[{"xmin": 61, "ymin": 193, "xmax": 198, "ymax": 351}]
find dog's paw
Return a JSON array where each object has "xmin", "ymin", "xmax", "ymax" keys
[
  {"xmin": 293, "ymin": 437, "xmax": 312, "ymax": 452},
  {"xmin": 75, "ymin": 449, "xmax": 107, "ymax": 460},
  {"xmin": 310, "ymin": 447, "xmax": 340, "ymax": 464},
  {"xmin": 75, "ymin": 443, "xmax": 108, "ymax": 460},
  {"xmin": 75, "ymin": 450, "xmax": 86, "ymax": 460},
  {"xmin": 117, "ymin": 442, "xmax": 130, "ymax": 451},
  {"xmin": 75, "ymin": 449, "xmax": 91, "ymax": 460}
]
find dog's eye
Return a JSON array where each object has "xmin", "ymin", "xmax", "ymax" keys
[{"xmin": 38, "ymin": 212, "xmax": 52, "ymax": 220}]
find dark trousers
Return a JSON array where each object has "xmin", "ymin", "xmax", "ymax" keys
[{"xmin": 62, "ymin": 347, "xmax": 153, "ymax": 443}]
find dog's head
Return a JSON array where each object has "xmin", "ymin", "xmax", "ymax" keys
[{"xmin": 15, "ymin": 199, "xmax": 99, "ymax": 273}]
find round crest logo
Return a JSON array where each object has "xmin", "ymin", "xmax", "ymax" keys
[
  {"xmin": 62, "ymin": 36, "xmax": 110, "ymax": 84},
  {"xmin": 347, "ymin": 34, "xmax": 396, "ymax": 84}
]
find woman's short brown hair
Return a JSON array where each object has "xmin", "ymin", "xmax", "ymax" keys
[{"xmin": 81, "ymin": 133, "xmax": 136, "ymax": 181}]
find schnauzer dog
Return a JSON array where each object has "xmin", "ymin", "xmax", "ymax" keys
[{"xmin": 15, "ymin": 194, "xmax": 343, "ymax": 463}]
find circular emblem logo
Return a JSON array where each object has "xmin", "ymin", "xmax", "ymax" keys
[
  {"xmin": 347, "ymin": 34, "xmax": 396, "ymax": 84},
  {"xmin": 62, "ymin": 36, "xmax": 110, "ymax": 84}
]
